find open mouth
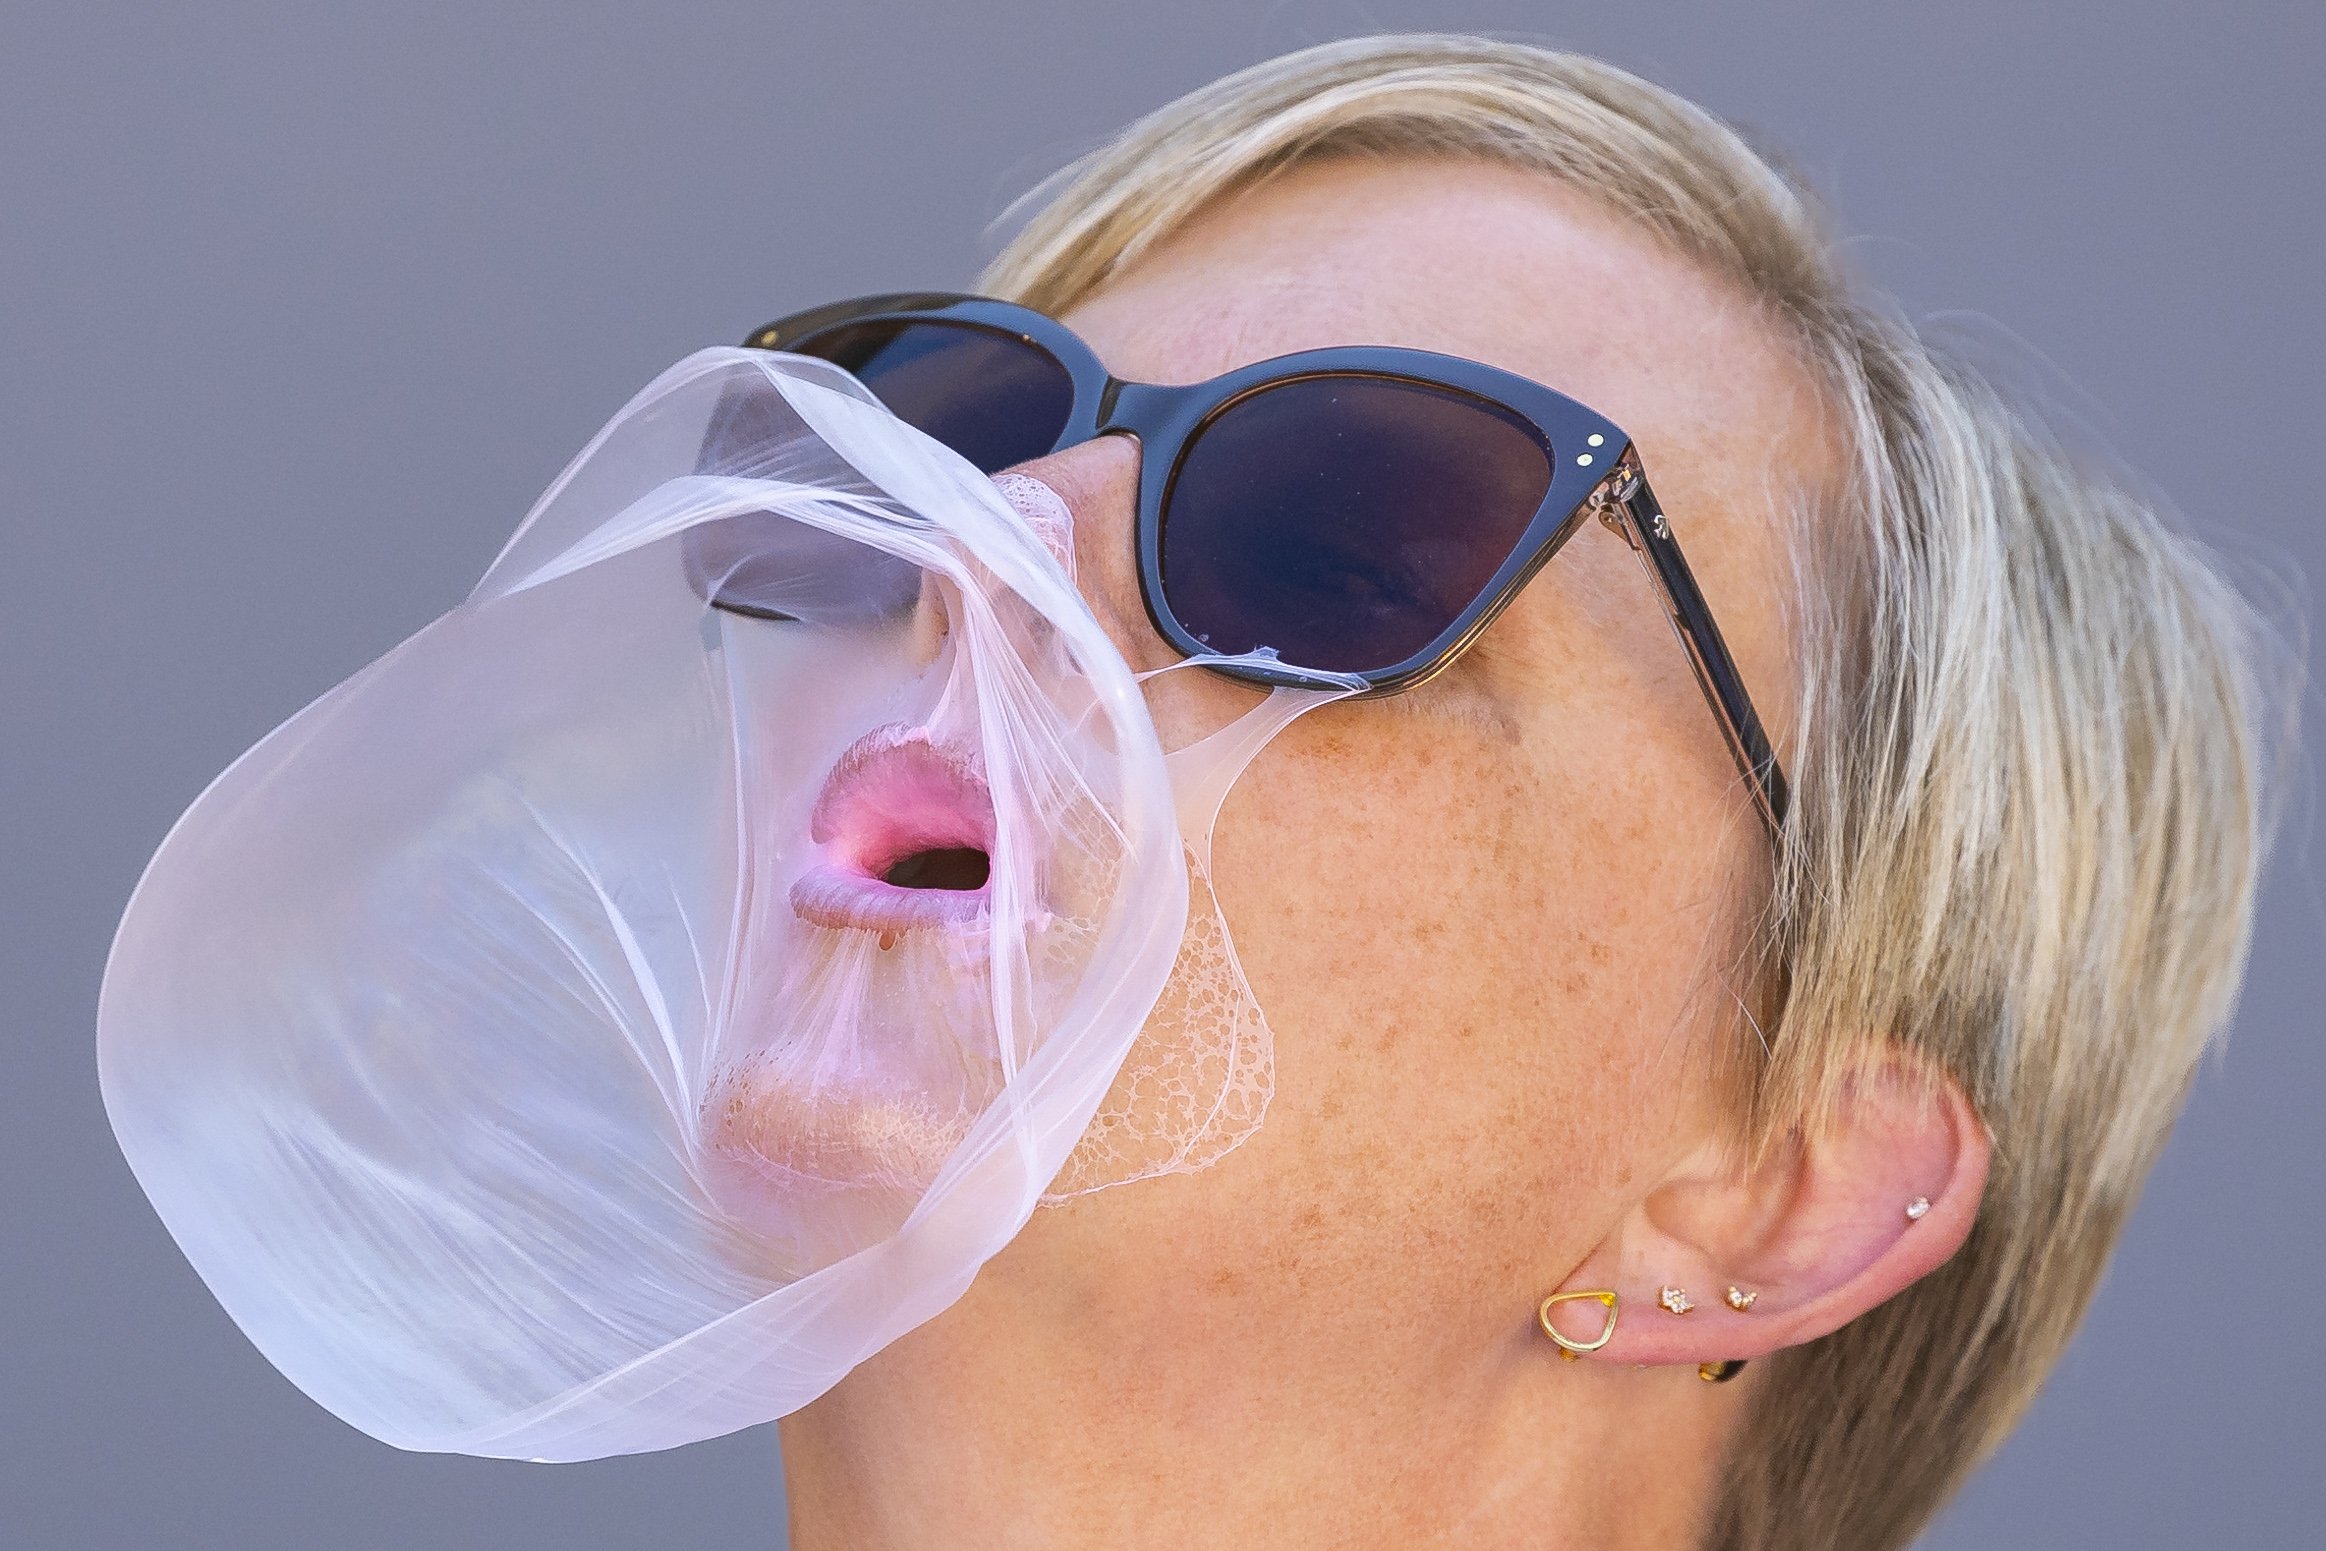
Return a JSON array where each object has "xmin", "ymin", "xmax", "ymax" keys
[{"xmin": 789, "ymin": 724, "xmax": 997, "ymax": 935}]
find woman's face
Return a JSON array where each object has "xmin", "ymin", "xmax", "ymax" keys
[{"xmin": 822, "ymin": 156, "xmax": 1837, "ymax": 1421}]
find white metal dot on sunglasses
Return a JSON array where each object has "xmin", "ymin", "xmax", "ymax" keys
[
  {"xmin": 1587, "ymin": 433, "xmax": 1605, "ymax": 446},
  {"xmin": 1576, "ymin": 453, "xmax": 1594, "ymax": 466}
]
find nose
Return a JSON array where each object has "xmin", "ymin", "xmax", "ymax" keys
[
  {"xmin": 987, "ymin": 434, "xmax": 1177, "ymax": 680},
  {"xmin": 989, "ymin": 471, "xmax": 1077, "ymax": 577}
]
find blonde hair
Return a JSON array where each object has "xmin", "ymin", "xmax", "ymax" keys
[{"xmin": 980, "ymin": 34, "xmax": 2294, "ymax": 1550}]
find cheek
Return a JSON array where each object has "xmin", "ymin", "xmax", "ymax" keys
[{"xmin": 1201, "ymin": 709, "xmax": 1696, "ymax": 1287}]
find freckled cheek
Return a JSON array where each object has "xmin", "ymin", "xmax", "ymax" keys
[
  {"xmin": 1215, "ymin": 736, "xmax": 1591, "ymax": 1079},
  {"xmin": 1212, "ymin": 718, "xmax": 1684, "ymax": 1193}
]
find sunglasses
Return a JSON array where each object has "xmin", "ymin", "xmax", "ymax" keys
[{"xmin": 718, "ymin": 292, "xmax": 1787, "ymax": 832}]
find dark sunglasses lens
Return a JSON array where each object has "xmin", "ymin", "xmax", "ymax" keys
[
  {"xmin": 787, "ymin": 318, "xmax": 1074, "ymax": 474},
  {"xmin": 1159, "ymin": 376, "xmax": 1553, "ymax": 675}
]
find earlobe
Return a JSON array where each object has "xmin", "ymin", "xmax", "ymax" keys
[{"xmin": 1538, "ymin": 1052, "xmax": 1990, "ymax": 1367}]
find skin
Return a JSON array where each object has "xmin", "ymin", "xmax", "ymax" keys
[{"xmin": 778, "ymin": 156, "xmax": 1988, "ymax": 1550}]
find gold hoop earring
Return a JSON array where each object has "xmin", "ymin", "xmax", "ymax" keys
[
  {"xmin": 1539, "ymin": 1289, "xmax": 1620, "ymax": 1360},
  {"xmin": 1698, "ymin": 1359, "xmax": 1749, "ymax": 1383}
]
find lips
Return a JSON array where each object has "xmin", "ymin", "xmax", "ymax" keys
[{"xmin": 789, "ymin": 724, "xmax": 997, "ymax": 934}]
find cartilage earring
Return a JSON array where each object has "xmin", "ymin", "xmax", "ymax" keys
[
  {"xmin": 1724, "ymin": 1286, "xmax": 1756, "ymax": 1312},
  {"xmin": 1658, "ymin": 1285, "xmax": 1695, "ymax": 1315},
  {"xmin": 1539, "ymin": 1289, "xmax": 1620, "ymax": 1360},
  {"xmin": 1905, "ymin": 1196, "xmax": 1932, "ymax": 1222}
]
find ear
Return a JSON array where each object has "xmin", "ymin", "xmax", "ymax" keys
[{"xmin": 1536, "ymin": 1052, "xmax": 1990, "ymax": 1366}]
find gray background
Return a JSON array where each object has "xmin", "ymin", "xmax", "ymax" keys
[{"xmin": 4, "ymin": 3, "xmax": 2318, "ymax": 1547}]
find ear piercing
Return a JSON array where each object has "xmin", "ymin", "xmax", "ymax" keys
[
  {"xmin": 1539, "ymin": 1289, "xmax": 1620, "ymax": 1360},
  {"xmin": 1665, "ymin": 1285, "xmax": 1765, "ymax": 1314},
  {"xmin": 1542, "ymin": 1284, "xmax": 1755, "ymax": 1384},
  {"xmin": 1905, "ymin": 1195, "xmax": 1932, "ymax": 1222}
]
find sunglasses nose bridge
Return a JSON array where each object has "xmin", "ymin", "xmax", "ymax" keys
[{"xmin": 1092, "ymin": 379, "xmax": 1180, "ymax": 438}]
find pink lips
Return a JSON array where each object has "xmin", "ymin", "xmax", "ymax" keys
[{"xmin": 789, "ymin": 724, "xmax": 996, "ymax": 934}]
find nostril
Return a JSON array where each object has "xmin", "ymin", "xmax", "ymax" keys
[
  {"xmin": 906, "ymin": 570, "xmax": 954, "ymax": 667},
  {"xmin": 880, "ymin": 847, "xmax": 991, "ymax": 891}
]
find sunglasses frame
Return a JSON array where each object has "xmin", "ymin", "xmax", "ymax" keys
[{"xmin": 744, "ymin": 292, "xmax": 1788, "ymax": 832}]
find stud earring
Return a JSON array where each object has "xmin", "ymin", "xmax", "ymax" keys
[
  {"xmin": 1698, "ymin": 1359, "xmax": 1749, "ymax": 1383},
  {"xmin": 1539, "ymin": 1289, "xmax": 1620, "ymax": 1360},
  {"xmin": 1658, "ymin": 1285, "xmax": 1695, "ymax": 1315},
  {"xmin": 1905, "ymin": 1196, "xmax": 1932, "ymax": 1222},
  {"xmin": 1724, "ymin": 1286, "xmax": 1756, "ymax": 1312}
]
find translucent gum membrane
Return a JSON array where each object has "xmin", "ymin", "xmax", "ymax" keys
[{"xmin": 96, "ymin": 348, "xmax": 1351, "ymax": 1461}]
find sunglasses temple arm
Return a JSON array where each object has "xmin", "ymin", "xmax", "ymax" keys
[{"xmin": 1596, "ymin": 459, "xmax": 1791, "ymax": 838}]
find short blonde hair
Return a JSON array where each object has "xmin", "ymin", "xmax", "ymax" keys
[{"xmin": 981, "ymin": 34, "xmax": 2294, "ymax": 1550}]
